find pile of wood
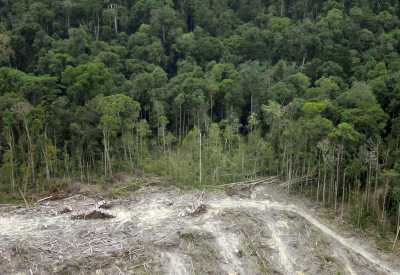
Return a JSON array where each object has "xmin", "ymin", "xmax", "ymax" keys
[
  {"xmin": 55, "ymin": 199, "xmax": 116, "ymax": 220},
  {"xmin": 225, "ymin": 177, "xmax": 280, "ymax": 196},
  {"xmin": 71, "ymin": 209, "xmax": 115, "ymax": 220},
  {"xmin": 179, "ymin": 191, "xmax": 207, "ymax": 217}
]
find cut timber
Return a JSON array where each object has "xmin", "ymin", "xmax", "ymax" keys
[
  {"xmin": 189, "ymin": 204, "xmax": 207, "ymax": 216},
  {"xmin": 59, "ymin": 206, "xmax": 72, "ymax": 214},
  {"xmin": 97, "ymin": 200, "xmax": 113, "ymax": 209},
  {"xmin": 179, "ymin": 191, "xmax": 207, "ymax": 217},
  {"xmin": 178, "ymin": 204, "xmax": 207, "ymax": 217},
  {"xmin": 71, "ymin": 210, "xmax": 115, "ymax": 220},
  {"xmin": 223, "ymin": 176, "xmax": 279, "ymax": 187},
  {"xmin": 192, "ymin": 191, "xmax": 206, "ymax": 216},
  {"xmin": 36, "ymin": 193, "xmax": 68, "ymax": 204},
  {"xmin": 225, "ymin": 177, "xmax": 280, "ymax": 196},
  {"xmin": 36, "ymin": 196, "xmax": 54, "ymax": 203}
]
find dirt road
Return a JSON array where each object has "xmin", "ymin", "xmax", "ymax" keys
[{"xmin": 0, "ymin": 182, "xmax": 399, "ymax": 275}]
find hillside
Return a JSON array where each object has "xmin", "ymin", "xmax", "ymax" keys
[
  {"xmin": 1, "ymin": 179, "xmax": 399, "ymax": 274},
  {"xmin": 1, "ymin": 0, "xmax": 400, "ymax": 269}
]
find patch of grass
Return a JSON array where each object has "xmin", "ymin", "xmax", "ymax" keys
[
  {"xmin": 179, "ymin": 232, "xmax": 197, "ymax": 242},
  {"xmin": 349, "ymin": 206, "xmax": 373, "ymax": 230}
]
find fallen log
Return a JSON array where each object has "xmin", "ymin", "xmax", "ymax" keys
[
  {"xmin": 97, "ymin": 200, "xmax": 113, "ymax": 210},
  {"xmin": 71, "ymin": 210, "xmax": 115, "ymax": 220},
  {"xmin": 179, "ymin": 191, "xmax": 207, "ymax": 217},
  {"xmin": 225, "ymin": 177, "xmax": 280, "ymax": 196},
  {"xmin": 220, "ymin": 177, "xmax": 268, "ymax": 187},
  {"xmin": 59, "ymin": 206, "xmax": 73, "ymax": 214},
  {"xmin": 37, "ymin": 196, "xmax": 54, "ymax": 203}
]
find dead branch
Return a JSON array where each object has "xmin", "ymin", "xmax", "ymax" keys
[
  {"xmin": 71, "ymin": 210, "xmax": 115, "ymax": 220},
  {"xmin": 59, "ymin": 206, "xmax": 73, "ymax": 214},
  {"xmin": 18, "ymin": 188, "xmax": 29, "ymax": 208},
  {"xmin": 36, "ymin": 196, "xmax": 54, "ymax": 204},
  {"xmin": 225, "ymin": 177, "xmax": 280, "ymax": 196},
  {"xmin": 179, "ymin": 191, "xmax": 207, "ymax": 217},
  {"xmin": 97, "ymin": 200, "xmax": 113, "ymax": 209}
]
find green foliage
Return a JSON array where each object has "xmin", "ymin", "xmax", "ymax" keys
[
  {"xmin": 95, "ymin": 94, "xmax": 140, "ymax": 131},
  {"xmin": 62, "ymin": 62, "xmax": 117, "ymax": 105},
  {"xmin": 0, "ymin": 33, "xmax": 14, "ymax": 66},
  {"xmin": 0, "ymin": 0, "xmax": 400, "ymax": 235},
  {"xmin": 329, "ymin": 123, "xmax": 362, "ymax": 146}
]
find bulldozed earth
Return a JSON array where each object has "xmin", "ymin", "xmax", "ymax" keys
[{"xmin": 0, "ymin": 178, "xmax": 399, "ymax": 275}]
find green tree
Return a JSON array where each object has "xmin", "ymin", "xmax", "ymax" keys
[
  {"xmin": 0, "ymin": 33, "xmax": 14, "ymax": 66},
  {"xmin": 62, "ymin": 62, "xmax": 118, "ymax": 105},
  {"xmin": 95, "ymin": 94, "xmax": 140, "ymax": 177}
]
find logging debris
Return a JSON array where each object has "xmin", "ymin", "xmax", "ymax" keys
[{"xmin": 71, "ymin": 209, "xmax": 115, "ymax": 220}]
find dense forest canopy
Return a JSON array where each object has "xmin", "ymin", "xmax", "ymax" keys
[{"xmin": 1, "ymin": 0, "xmax": 400, "ymax": 239}]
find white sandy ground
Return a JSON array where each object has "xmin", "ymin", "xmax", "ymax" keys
[
  {"xmin": 162, "ymin": 251, "xmax": 191, "ymax": 275},
  {"xmin": 267, "ymin": 219, "xmax": 296, "ymax": 274}
]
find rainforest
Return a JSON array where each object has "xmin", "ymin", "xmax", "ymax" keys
[{"xmin": 1, "ymin": 1, "xmax": 400, "ymax": 274}]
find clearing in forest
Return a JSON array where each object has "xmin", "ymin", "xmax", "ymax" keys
[{"xmin": 0, "ymin": 178, "xmax": 399, "ymax": 275}]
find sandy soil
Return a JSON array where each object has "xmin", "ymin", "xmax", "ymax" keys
[{"xmin": 0, "ymin": 181, "xmax": 399, "ymax": 275}]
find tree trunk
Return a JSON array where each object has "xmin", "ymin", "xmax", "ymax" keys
[
  {"xmin": 24, "ymin": 118, "xmax": 36, "ymax": 189},
  {"xmin": 102, "ymin": 129, "xmax": 112, "ymax": 177},
  {"xmin": 67, "ymin": 15, "xmax": 70, "ymax": 31},
  {"xmin": 43, "ymin": 131, "xmax": 51, "ymax": 182},
  {"xmin": 357, "ymin": 177, "xmax": 363, "ymax": 229},
  {"xmin": 179, "ymin": 104, "xmax": 182, "ymax": 143},
  {"xmin": 63, "ymin": 146, "xmax": 70, "ymax": 180},
  {"xmin": 128, "ymin": 140, "xmax": 134, "ymax": 170},
  {"xmin": 103, "ymin": 129, "xmax": 107, "ymax": 177},
  {"xmin": 366, "ymin": 158, "xmax": 372, "ymax": 210},
  {"xmin": 96, "ymin": 13, "xmax": 100, "ymax": 40},
  {"xmin": 111, "ymin": 4, "xmax": 118, "ymax": 34},
  {"xmin": 288, "ymin": 155, "xmax": 292, "ymax": 193},
  {"xmin": 393, "ymin": 203, "xmax": 400, "ymax": 251},
  {"xmin": 341, "ymin": 172, "xmax": 346, "ymax": 219},
  {"xmin": 250, "ymin": 93, "xmax": 253, "ymax": 114},
  {"xmin": 199, "ymin": 130, "xmax": 202, "ymax": 185},
  {"xmin": 210, "ymin": 95, "xmax": 213, "ymax": 122},
  {"xmin": 381, "ymin": 177, "xmax": 389, "ymax": 222},
  {"xmin": 7, "ymin": 128, "xmax": 15, "ymax": 192},
  {"xmin": 374, "ymin": 145, "xmax": 380, "ymax": 210},
  {"xmin": 79, "ymin": 153, "xmax": 84, "ymax": 183},
  {"xmin": 322, "ymin": 162, "xmax": 327, "ymax": 206},
  {"xmin": 162, "ymin": 127, "xmax": 166, "ymax": 153},
  {"xmin": 317, "ymin": 155, "xmax": 321, "ymax": 202},
  {"xmin": 335, "ymin": 146, "xmax": 341, "ymax": 213}
]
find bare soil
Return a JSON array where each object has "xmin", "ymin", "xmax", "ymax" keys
[{"xmin": 0, "ymin": 180, "xmax": 399, "ymax": 275}]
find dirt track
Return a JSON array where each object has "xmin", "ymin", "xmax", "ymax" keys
[{"xmin": 0, "ymin": 182, "xmax": 399, "ymax": 275}]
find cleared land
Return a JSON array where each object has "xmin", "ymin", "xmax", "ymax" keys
[{"xmin": 0, "ymin": 179, "xmax": 399, "ymax": 275}]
